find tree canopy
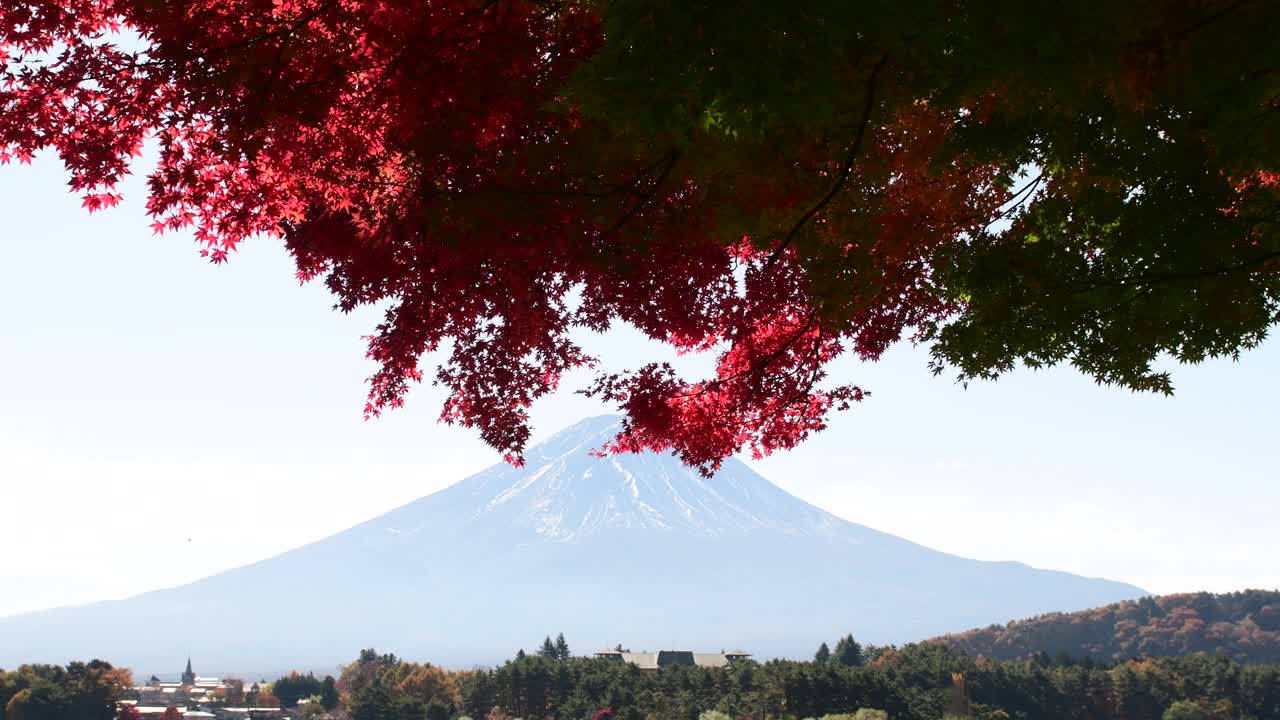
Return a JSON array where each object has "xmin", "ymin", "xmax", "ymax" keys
[
  {"xmin": 3, "ymin": 0, "xmax": 1277, "ymax": 472},
  {"xmin": 453, "ymin": 644, "xmax": 1280, "ymax": 720},
  {"xmin": 269, "ymin": 672, "xmax": 326, "ymax": 709},
  {"xmin": 0, "ymin": 661, "xmax": 131, "ymax": 720},
  {"xmin": 940, "ymin": 590, "xmax": 1280, "ymax": 664},
  {"xmin": 815, "ymin": 642, "xmax": 832, "ymax": 665},
  {"xmin": 339, "ymin": 648, "xmax": 462, "ymax": 720},
  {"xmin": 833, "ymin": 635, "xmax": 866, "ymax": 667}
]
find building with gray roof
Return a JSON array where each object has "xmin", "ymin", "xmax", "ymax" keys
[{"xmin": 595, "ymin": 648, "xmax": 751, "ymax": 671}]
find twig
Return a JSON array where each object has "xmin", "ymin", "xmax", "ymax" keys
[{"xmin": 764, "ymin": 53, "xmax": 889, "ymax": 270}]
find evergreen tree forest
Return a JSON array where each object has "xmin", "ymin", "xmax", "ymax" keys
[
  {"xmin": 5, "ymin": 641, "xmax": 1280, "ymax": 720},
  {"xmin": 269, "ymin": 671, "xmax": 331, "ymax": 709},
  {"xmin": 443, "ymin": 641, "xmax": 1280, "ymax": 720}
]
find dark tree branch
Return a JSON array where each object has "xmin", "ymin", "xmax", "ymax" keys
[
  {"xmin": 200, "ymin": 0, "xmax": 341, "ymax": 56},
  {"xmin": 669, "ymin": 308, "xmax": 821, "ymax": 404},
  {"xmin": 599, "ymin": 150, "xmax": 681, "ymax": 237},
  {"xmin": 1071, "ymin": 249, "xmax": 1280, "ymax": 295},
  {"xmin": 764, "ymin": 53, "xmax": 889, "ymax": 270}
]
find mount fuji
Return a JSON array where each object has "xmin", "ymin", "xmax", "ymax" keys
[{"xmin": 0, "ymin": 415, "xmax": 1144, "ymax": 673}]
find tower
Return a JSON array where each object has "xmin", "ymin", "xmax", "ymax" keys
[{"xmin": 182, "ymin": 657, "xmax": 196, "ymax": 685}]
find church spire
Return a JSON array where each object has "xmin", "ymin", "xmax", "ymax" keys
[{"xmin": 182, "ymin": 657, "xmax": 196, "ymax": 685}]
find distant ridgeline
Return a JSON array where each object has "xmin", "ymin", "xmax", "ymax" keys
[{"xmin": 937, "ymin": 590, "xmax": 1280, "ymax": 663}]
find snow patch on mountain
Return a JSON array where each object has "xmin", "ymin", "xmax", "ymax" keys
[{"xmin": 382, "ymin": 414, "xmax": 873, "ymax": 545}]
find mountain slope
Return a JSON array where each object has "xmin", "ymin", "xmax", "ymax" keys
[
  {"xmin": 936, "ymin": 589, "xmax": 1280, "ymax": 663},
  {"xmin": 0, "ymin": 416, "xmax": 1145, "ymax": 674}
]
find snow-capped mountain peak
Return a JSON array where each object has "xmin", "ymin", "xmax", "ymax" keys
[{"xmin": 389, "ymin": 415, "xmax": 847, "ymax": 543}]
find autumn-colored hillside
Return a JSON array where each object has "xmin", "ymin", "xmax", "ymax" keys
[{"xmin": 936, "ymin": 590, "xmax": 1280, "ymax": 663}]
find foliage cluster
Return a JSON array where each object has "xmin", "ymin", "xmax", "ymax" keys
[
  {"xmin": 0, "ymin": 661, "xmax": 131, "ymax": 720},
  {"xmin": 269, "ymin": 671, "xmax": 338, "ymax": 709},
  {"xmin": 244, "ymin": 681, "xmax": 280, "ymax": 709},
  {"xmin": 939, "ymin": 590, "xmax": 1280, "ymax": 664},
  {"xmin": 3, "ymin": 1, "xmax": 1278, "ymax": 469},
  {"xmin": 340, "ymin": 649, "xmax": 465, "ymax": 720}
]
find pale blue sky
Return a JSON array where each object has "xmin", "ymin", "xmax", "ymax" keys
[{"xmin": 2, "ymin": 149, "xmax": 1277, "ymax": 619}]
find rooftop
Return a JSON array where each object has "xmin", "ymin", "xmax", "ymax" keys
[{"xmin": 594, "ymin": 648, "xmax": 751, "ymax": 670}]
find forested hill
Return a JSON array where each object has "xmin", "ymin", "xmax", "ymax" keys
[{"xmin": 937, "ymin": 590, "xmax": 1280, "ymax": 663}]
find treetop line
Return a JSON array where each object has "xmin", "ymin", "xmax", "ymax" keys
[{"xmin": 2, "ymin": 0, "xmax": 1276, "ymax": 471}]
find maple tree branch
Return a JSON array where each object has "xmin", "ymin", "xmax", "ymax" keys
[
  {"xmin": 495, "ymin": 152, "xmax": 681, "ymax": 200},
  {"xmin": 1070, "ymin": 249, "xmax": 1280, "ymax": 295},
  {"xmin": 599, "ymin": 149, "xmax": 681, "ymax": 237},
  {"xmin": 1096, "ymin": 286, "xmax": 1155, "ymax": 319},
  {"xmin": 724, "ymin": 321, "xmax": 829, "ymax": 418},
  {"xmin": 669, "ymin": 308, "xmax": 821, "ymax": 405},
  {"xmin": 432, "ymin": 0, "xmax": 505, "ymax": 40},
  {"xmin": 20, "ymin": 0, "xmax": 344, "ymax": 99},
  {"xmin": 738, "ymin": 329, "xmax": 832, "ymax": 425},
  {"xmin": 204, "ymin": 0, "xmax": 341, "ymax": 56},
  {"xmin": 982, "ymin": 172, "xmax": 1045, "ymax": 232},
  {"xmin": 764, "ymin": 53, "xmax": 888, "ymax": 270},
  {"xmin": 415, "ymin": 152, "xmax": 678, "ymax": 201},
  {"xmin": 721, "ymin": 308, "xmax": 820, "ymax": 384},
  {"xmin": 1178, "ymin": 0, "xmax": 1263, "ymax": 36}
]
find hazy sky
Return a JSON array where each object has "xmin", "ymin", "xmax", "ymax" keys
[{"xmin": 2, "ymin": 149, "xmax": 1277, "ymax": 620}]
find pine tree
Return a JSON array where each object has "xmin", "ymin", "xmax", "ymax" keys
[
  {"xmin": 348, "ymin": 679, "xmax": 395, "ymax": 720},
  {"xmin": 833, "ymin": 634, "xmax": 864, "ymax": 667},
  {"xmin": 425, "ymin": 699, "xmax": 452, "ymax": 720},
  {"xmin": 554, "ymin": 633, "xmax": 571, "ymax": 661},
  {"xmin": 538, "ymin": 637, "xmax": 558, "ymax": 658},
  {"xmin": 814, "ymin": 642, "xmax": 831, "ymax": 664},
  {"xmin": 320, "ymin": 676, "xmax": 338, "ymax": 711}
]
